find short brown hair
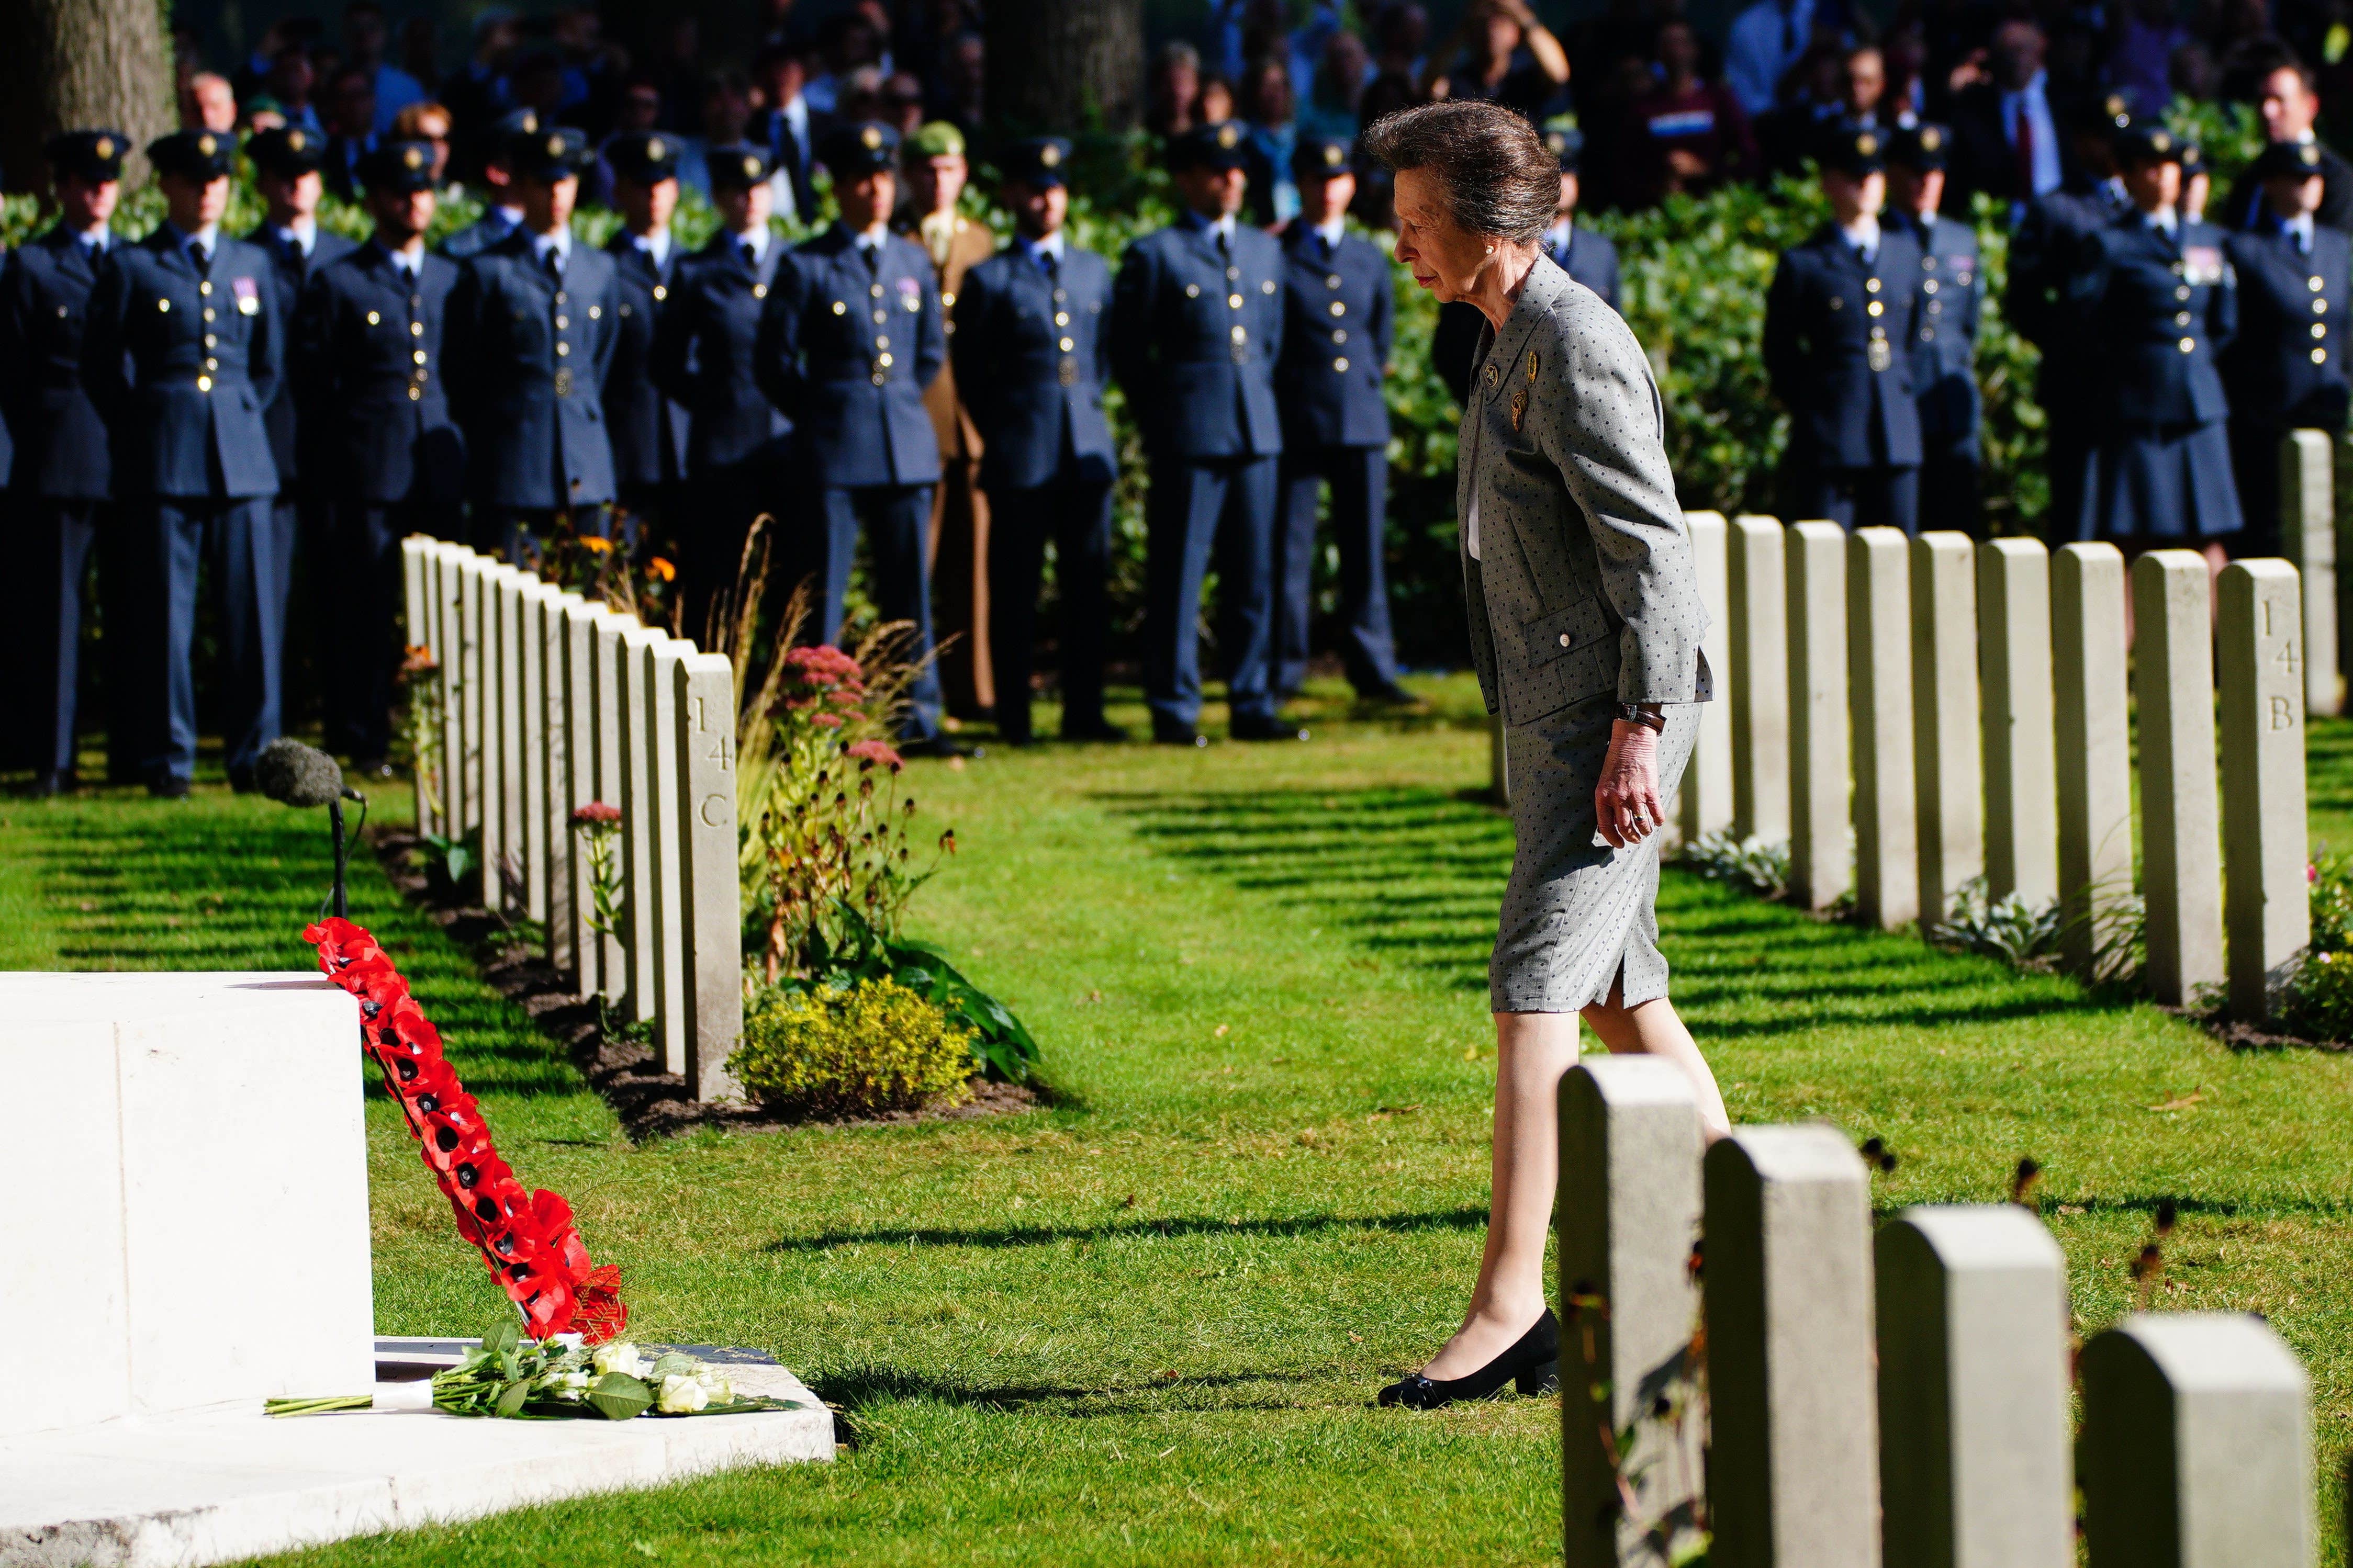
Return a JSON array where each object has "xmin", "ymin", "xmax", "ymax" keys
[{"xmin": 1361, "ymin": 100, "xmax": 1558, "ymax": 244}]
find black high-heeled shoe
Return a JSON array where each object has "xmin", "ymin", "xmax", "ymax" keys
[{"xmin": 1377, "ymin": 1308, "xmax": 1561, "ymax": 1409}]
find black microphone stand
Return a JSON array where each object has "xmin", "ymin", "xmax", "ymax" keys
[{"xmin": 329, "ymin": 798, "xmax": 351, "ymax": 920}]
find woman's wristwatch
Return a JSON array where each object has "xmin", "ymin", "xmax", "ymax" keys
[{"xmin": 1614, "ymin": 703, "xmax": 1667, "ymax": 734}]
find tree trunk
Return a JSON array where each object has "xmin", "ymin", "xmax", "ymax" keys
[
  {"xmin": 0, "ymin": 0, "xmax": 175, "ymax": 195},
  {"xmin": 984, "ymin": 0, "xmax": 1144, "ymax": 136}
]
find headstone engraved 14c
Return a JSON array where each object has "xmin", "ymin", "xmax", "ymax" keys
[{"xmin": 676, "ymin": 652, "xmax": 745, "ymax": 1102}]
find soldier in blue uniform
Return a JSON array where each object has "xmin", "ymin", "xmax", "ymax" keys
[
  {"xmin": 296, "ymin": 141, "xmax": 467, "ymax": 769},
  {"xmin": 1886, "ymin": 124, "xmax": 1985, "ymax": 537},
  {"xmin": 444, "ymin": 125, "xmax": 620, "ymax": 565},
  {"xmin": 950, "ymin": 138, "xmax": 1123, "ymax": 746},
  {"xmin": 81, "ymin": 130, "xmax": 284, "ymax": 795},
  {"xmin": 1763, "ymin": 125, "xmax": 1925, "ymax": 533},
  {"xmin": 756, "ymin": 122, "xmax": 955, "ymax": 752},
  {"xmin": 1430, "ymin": 122, "xmax": 1618, "ymax": 405},
  {"xmin": 655, "ymin": 144, "xmax": 794, "ymax": 642},
  {"xmin": 600, "ymin": 131, "xmax": 690, "ymax": 559},
  {"xmin": 2006, "ymin": 94, "xmax": 2134, "ymax": 542},
  {"xmin": 2072, "ymin": 123, "xmax": 2242, "ymax": 560},
  {"xmin": 440, "ymin": 109, "xmax": 540, "ymax": 262},
  {"xmin": 2223, "ymin": 140, "xmax": 2351, "ymax": 556},
  {"xmin": 2, "ymin": 131, "xmax": 126, "ymax": 794},
  {"xmin": 245, "ymin": 126, "xmax": 359, "ymax": 712},
  {"xmin": 1271, "ymin": 134, "xmax": 1410, "ymax": 707},
  {"xmin": 1110, "ymin": 121, "xmax": 1291, "ymax": 746}
]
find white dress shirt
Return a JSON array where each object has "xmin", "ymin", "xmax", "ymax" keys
[
  {"xmin": 631, "ymin": 229, "xmax": 673, "ymax": 269},
  {"xmin": 531, "ymin": 228, "xmax": 573, "ymax": 271},
  {"xmin": 274, "ymin": 217, "xmax": 319, "ymax": 257}
]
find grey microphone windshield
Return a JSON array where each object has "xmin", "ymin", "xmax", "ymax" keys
[{"xmin": 254, "ymin": 738, "xmax": 345, "ymax": 808}]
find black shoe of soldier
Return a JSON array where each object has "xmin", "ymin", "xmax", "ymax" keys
[
  {"xmin": 1231, "ymin": 713, "xmax": 1309, "ymax": 742},
  {"xmin": 1152, "ymin": 717, "xmax": 1206, "ymax": 747},
  {"xmin": 1061, "ymin": 718, "xmax": 1129, "ymax": 743}
]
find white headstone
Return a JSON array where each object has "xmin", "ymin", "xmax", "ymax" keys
[
  {"xmin": 2052, "ymin": 544, "xmax": 2134, "ymax": 978},
  {"xmin": 540, "ymin": 591, "xmax": 584, "ymax": 971},
  {"xmin": 438, "ymin": 546, "xmax": 472, "ymax": 839},
  {"xmin": 645, "ymin": 637, "xmax": 693, "ymax": 1076},
  {"xmin": 1680, "ymin": 511, "xmax": 1735, "ymax": 846},
  {"xmin": 2218, "ymin": 560, "xmax": 2312, "ymax": 1022},
  {"xmin": 1911, "ymin": 533, "xmax": 1983, "ymax": 927},
  {"xmin": 1730, "ymin": 515, "xmax": 1792, "ymax": 843},
  {"xmin": 1977, "ymin": 538, "xmax": 2058, "ymax": 907},
  {"xmin": 676, "ymin": 654, "xmax": 744, "ymax": 1101},
  {"xmin": 617, "ymin": 624, "xmax": 667, "ymax": 1021},
  {"xmin": 459, "ymin": 556, "xmax": 488, "ymax": 838},
  {"xmin": 559, "ymin": 599, "xmax": 603, "ymax": 992},
  {"xmin": 1704, "ymin": 1125, "xmax": 1880, "ymax": 1567},
  {"xmin": 2279, "ymin": 429, "xmax": 2340, "ymax": 716},
  {"xmin": 1788, "ymin": 521, "xmax": 1850, "ymax": 912},
  {"xmin": 516, "ymin": 578, "xmax": 554, "ymax": 926},
  {"xmin": 1850, "ymin": 526, "xmax": 1918, "ymax": 930},
  {"xmin": 589, "ymin": 611, "xmax": 637, "ymax": 1006},
  {"xmin": 402, "ymin": 539, "xmax": 432, "ymax": 831},
  {"xmin": 2079, "ymin": 1314, "xmax": 2312, "ymax": 1568},
  {"xmin": 1558, "ymin": 1057, "xmax": 1705, "ymax": 1567},
  {"xmin": 1876, "ymin": 1205, "xmax": 2074, "ymax": 1568},
  {"xmin": 2133, "ymin": 550, "xmax": 2225, "ymax": 1007},
  {"xmin": 485, "ymin": 566, "xmax": 524, "ymax": 908}
]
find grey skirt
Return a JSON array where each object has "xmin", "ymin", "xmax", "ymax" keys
[{"xmin": 1491, "ymin": 698, "xmax": 1701, "ymax": 1013}]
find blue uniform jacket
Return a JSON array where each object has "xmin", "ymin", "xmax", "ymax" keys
[
  {"xmin": 2007, "ymin": 179, "xmax": 2132, "ymax": 404},
  {"xmin": 81, "ymin": 228, "xmax": 282, "ymax": 500},
  {"xmin": 443, "ymin": 232, "xmax": 621, "ymax": 510},
  {"xmin": 294, "ymin": 242, "xmax": 466, "ymax": 505},
  {"xmin": 440, "ymin": 211, "xmax": 521, "ymax": 262},
  {"xmin": 1554, "ymin": 227, "xmax": 1619, "ymax": 312},
  {"xmin": 1901, "ymin": 212, "xmax": 1983, "ymax": 452},
  {"xmin": 0, "ymin": 227, "xmax": 114, "ymax": 499},
  {"xmin": 1110, "ymin": 216, "xmax": 1285, "ymax": 460},
  {"xmin": 2222, "ymin": 224, "xmax": 2352, "ymax": 431},
  {"xmin": 654, "ymin": 233, "xmax": 794, "ymax": 478},
  {"xmin": 1273, "ymin": 224, "xmax": 1392, "ymax": 450},
  {"xmin": 1763, "ymin": 223, "xmax": 1924, "ymax": 469},
  {"xmin": 755, "ymin": 226, "xmax": 944, "ymax": 490},
  {"xmin": 2070, "ymin": 213, "xmax": 2237, "ymax": 428},
  {"xmin": 949, "ymin": 241, "xmax": 1117, "ymax": 493},
  {"xmin": 603, "ymin": 234, "xmax": 692, "ymax": 488},
  {"xmin": 248, "ymin": 223, "xmax": 358, "ymax": 493}
]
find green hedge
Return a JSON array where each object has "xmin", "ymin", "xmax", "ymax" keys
[{"xmin": 0, "ymin": 100, "xmax": 2261, "ymax": 671}]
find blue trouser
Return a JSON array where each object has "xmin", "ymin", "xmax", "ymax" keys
[
  {"xmin": 126, "ymin": 496, "xmax": 281, "ymax": 786},
  {"xmin": 10, "ymin": 498, "xmax": 108, "ymax": 779},
  {"xmin": 985, "ymin": 475, "xmax": 1113, "ymax": 741},
  {"xmin": 811, "ymin": 483, "xmax": 941, "ymax": 741},
  {"xmin": 1274, "ymin": 442, "xmax": 1399, "ymax": 697},
  {"xmin": 1144, "ymin": 453, "xmax": 1278, "ymax": 729},
  {"xmin": 1801, "ymin": 465, "xmax": 1920, "ymax": 535}
]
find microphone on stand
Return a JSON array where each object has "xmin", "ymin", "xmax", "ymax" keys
[{"xmin": 254, "ymin": 739, "xmax": 369, "ymax": 919}]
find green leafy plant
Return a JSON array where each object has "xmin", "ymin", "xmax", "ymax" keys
[
  {"xmin": 793, "ymin": 899, "xmax": 1040, "ymax": 1084},
  {"xmin": 729, "ymin": 975, "xmax": 979, "ymax": 1118},
  {"xmin": 413, "ymin": 826, "xmax": 481, "ymax": 903},
  {"xmin": 2276, "ymin": 853, "xmax": 2352, "ymax": 1042},
  {"xmin": 1926, "ymin": 877, "xmax": 2067, "ymax": 968},
  {"xmin": 1676, "ymin": 832, "xmax": 1791, "ymax": 900},
  {"xmin": 570, "ymin": 802, "xmax": 626, "ymax": 939}
]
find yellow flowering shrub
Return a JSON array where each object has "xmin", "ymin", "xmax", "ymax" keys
[{"xmin": 727, "ymin": 978, "xmax": 977, "ymax": 1116}]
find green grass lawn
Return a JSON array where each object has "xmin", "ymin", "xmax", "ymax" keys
[{"xmin": 6, "ymin": 681, "xmax": 2353, "ymax": 1565}]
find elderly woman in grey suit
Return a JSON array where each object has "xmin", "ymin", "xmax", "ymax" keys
[{"xmin": 1364, "ymin": 101, "xmax": 1731, "ymax": 1410}]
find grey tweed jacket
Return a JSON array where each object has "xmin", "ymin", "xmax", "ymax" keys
[{"xmin": 1459, "ymin": 254, "xmax": 1710, "ymax": 726}]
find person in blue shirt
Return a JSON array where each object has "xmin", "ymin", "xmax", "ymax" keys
[
  {"xmin": 81, "ymin": 131, "xmax": 285, "ymax": 795},
  {"xmin": 1886, "ymin": 124, "xmax": 1986, "ymax": 537},
  {"xmin": 245, "ymin": 126, "xmax": 359, "ymax": 715},
  {"xmin": 2071, "ymin": 122, "xmax": 2242, "ymax": 560},
  {"xmin": 657, "ymin": 145, "xmax": 795, "ymax": 644},
  {"xmin": 1763, "ymin": 125, "xmax": 1925, "ymax": 533},
  {"xmin": 2, "ymin": 131, "xmax": 126, "ymax": 794},
  {"xmin": 951, "ymin": 138, "xmax": 1123, "ymax": 746},
  {"xmin": 440, "ymin": 109, "xmax": 541, "ymax": 262},
  {"xmin": 756, "ymin": 122, "xmax": 957, "ymax": 754},
  {"xmin": 1111, "ymin": 122, "xmax": 1292, "ymax": 746},
  {"xmin": 443, "ymin": 125, "xmax": 622, "ymax": 566},
  {"xmin": 296, "ymin": 141, "xmax": 466, "ymax": 770},
  {"xmin": 2223, "ymin": 139, "xmax": 2352, "ymax": 556},
  {"xmin": 1271, "ymin": 135, "xmax": 1411, "ymax": 707},
  {"xmin": 600, "ymin": 131, "xmax": 690, "ymax": 562}
]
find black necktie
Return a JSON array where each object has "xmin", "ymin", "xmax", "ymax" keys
[
  {"xmin": 862, "ymin": 241, "xmax": 881, "ymax": 276},
  {"xmin": 741, "ymin": 239, "xmax": 757, "ymax": 270},
  {"xmin": 1039, "ymin": 246, "xmax": 1059, "ymax": 283},
  {"xmin": 188, "ymin": 240, "xmax": 210, "ymax": 274},
  {"xmin": 544, "ymin": 245, "xmax": 564, "ymax": 280}
]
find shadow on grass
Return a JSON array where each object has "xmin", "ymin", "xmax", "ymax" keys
[
  {"xmin": 815, "ymin": 1363, "xmax": 1343, "ymax": 1422},
  {"xmin": 766, "ymin": 1206, "xmax": 1489, "ymax": 1255}
]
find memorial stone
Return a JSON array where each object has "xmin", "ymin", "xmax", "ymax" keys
[
  {"xmin": 540, "ymin": 591, "xmax": 583, "ymax": 971},
  {"xmin": 460, "ymin": 557, "xmax": 487, "ymax": 838},
  {"xmin": 438, "ymin": 546, "xmax": 471, "ymax": 838},
  {"xmin": 2078, "ymin": 1313, "xmax": 2311, "ymax": 1568},
  {"xmin": 516, "ymin": 579, "xmax": 553, "ymax": 925},
  {"xmin": 402, "ymin": 540, "xmax": 431, "ymax": 829},
  {"xmin": 1787, "ymin": 522, "xmax": 1850, "ymax": 911},
  {"xmin": 2132, "ymin": 551, "xmax": 2225, "ymax": 1007},
  {"xmin": 1876, "ymin": 1205, "xmax": 2074, "ymax": 1568},
  {"xmin": 1729, "ymin": 515, "xmax": 1791, "ymax": 843},
  {"xmin": 1850, "ymin": 527, "xmax": 1919, "ymax": 930},
  {"xmin": 1911, "ymin": 533, "xmax": 1983, "ymax": 926},
  {"xmin": 617, "ymin": 624, "xmax": 668, "ymax": 1019},
  {"xmin": 1558, "ymin": 1058, "xmax": 1705, "ymax": 1567},
  {"xmin": 1704, "ymin": 1125, "xmax": 1879, "ymax": 1568},
  {"xmin": 2052, "ymin": 544, "xmax": 2134, "ymax": 977},
  {"xmin": 1680, "ymin": 511, "xmax": 1735, "ymax": 845},
  {"xmin": 1977, "ymin": 539, "xmax": 2058, "ymax": 907},
  {"xmin": 646, "ymin": 636, "xmax": 693, "ymax": 1076},
  {"xmin": 2219, "ymin": 560, "xmax": 2313, "ymax": 1021},
  {"xmin": 2279, "ymin": 429, "xmax": 2340, "ymax": 716},
  {"xmin": 558, "ymin": 599, "xmax": 602, "ymax": 990},
  {"xmin": 676, "ymin": 653, "xmax": 745, "ymax": 1101}
]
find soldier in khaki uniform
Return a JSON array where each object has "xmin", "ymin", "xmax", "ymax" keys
[{"xmin": 901, "ymin": 120, "xmax": 998, "ymax": 720}]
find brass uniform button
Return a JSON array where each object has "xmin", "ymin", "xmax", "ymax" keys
[
  {"xmin": 2316, "ymin": 347, "xmax": 2330, "ymax": 364},
  {"xmin": 588, "ymin": 305, "xmax": 600, "ymax": 320},
  {"xmin": 2317, "ymin": 299, "xmax": 2330, "ymax": 314},
  {"xmin": 1865, "ymin": 277, "xmax": 1881, "ymax": 294},
  {"xmin": 413, "ymin": 349, "xmax": 428, "ymax": 364},
  {"xmin": 2313, "ymin": 276, "xmax": 2327, "ymax": 291},
  {"xmin": 941, "ymin": 291, "xmax": 956, "ymax": 307},
  {"xmin": 1055, "ymin": 311, "xmax": 1069, "ymax": 325},
  {"xmin": 199, "ymin": 281, "xmax": 212, "ymax": 296},
  {"xmin": 408, "ymin": 384, "xmax": 422, "ymax": 401},
  {"xmin": 1226, "ymin": 266, "xmax": 1240, "ymax": 281},
  {"xmin": 204, "ymin": 357, "xmax": 217, "ymax": 370},
  {"xmin": 554, "ymin": 290, "xmax": 567, "ymax": 304},
  {"xmin": 876, "ymin": 334, "xmax": 890, "ymax": 349},
  {"xmin": 1261, "ymin": 279, "xmax": 1275, "ymax": 294},
  {"xmin": 869, "ymin": 283, "xmax": 884, "ymax": 298},
  {"xmin": 364, "ymin": 310, "xmax": 378, "ymax": 325},
  {"xmin": 203, "ymin": 333, "xmax": 216, "ymax": 347},
  {"xmin": 873, "ymin": 309, "xmax": 887, "ymax": 323},
  {"xmin": 878, "ymin": 352, "xmax": 894, "ymax": 367},
  {"xmin": 1829, "ymin": 296, "xmax": 1843, "ymax": 310},
  {"xmin": 1185, "ymin": 284, "xmax": 1200, "ymax": 298},
  {"xmin": 2176, "ymin": 286, "xmax": 2192, "ymax": 301},
  {"xmin": 753, "ymin": 284, "xmax": 766, "ymax": 299},
  {"xmin": 1228, "ymin": 293, "xmax": 1242, "ymax": 308},
  {"xmin": 1332, "ymin": 356, "xmax": 1348, "ymax": 371},
  {"xmin": 2176, "ymin": 311, "xmax": 2191, "ymax": 326},
  {"xmin": 553, "ymin": 368, "xmax": 573, "ymax": 396},
  {"xmin": 196, "ymin": 375, "xmax": 211, "ymax": 391},
  {"xmin": 2179, "ymin": 337, "xmax": 2195, "ymax": 353},
  {"xmin": 410, "ymin": 321, "xmax": 423, "ymax": 336},
  {"xmin": 1053, "ymin": 288, "xmax": 1067, "ymax": 302},
  {"xmin": 1332, "ymin": 329, "xmax": 1347, "ymax": 344},
  {"xmin": 2316, "ymin": 323, "xmax": 2330, "ymax": 340},
  {"xmin": 832, "ymin": 300, "xmax": 847, "ymax": 315},
  {"xmin": 1866, "ymin": 300, "xmax": 1884, "ymax": 317},
  {"xmin": 1326, "ymin": 274, "xmax": 1341, "ymax": 288},
  {"xmin": 1922, "ymin": 329, "xmax": 1936, "ymax": 341},
  {"xmin": 556, "ymin": 341, "xmax": 570, "ymax": 356},
  {"xmin": 871, "ymin": 369, "xmax": 888, "ymax": 386},
  {"xmin": 555, "ymin": 314, "xmax": 568, "ymax": 329},
  {"xmin": 1923, "ymin": 279, "xmax": 1939, "ymax": 295},
  {"xmin": 653, "ymin": 285, "xmax": 667, "ymax": 301},
  {"xmin": 1230, "ymin": 324, "xmax": 1247, "ymax": 343},
  {"xmin": 158, "ymin": 298, "xmax": 171, "ymax": 313},
  {"xmin": 1329, "ymin": 300, "xmax": 1346, "ymax": 317}
]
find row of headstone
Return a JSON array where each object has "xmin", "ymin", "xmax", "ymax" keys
[
  {"xmin": 398, "ymin": 538, "xmax": 744, "ymax": 1101},
  {"xmin": 1560, "ymin": 1056, "xmax": 2315, "ymax": 1567}
]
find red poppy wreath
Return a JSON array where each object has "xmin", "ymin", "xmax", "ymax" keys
[{"xmin": 305, "ymin": 917, "xmax": 628, "ymax": 1343}]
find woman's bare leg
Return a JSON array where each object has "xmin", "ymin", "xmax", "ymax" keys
[{"xmin": 1581, "ymin": 980, "xmax": 1731, "ymax": 1138}]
